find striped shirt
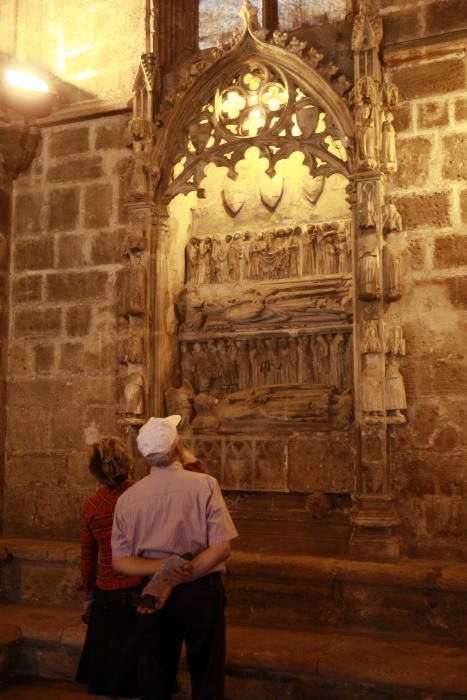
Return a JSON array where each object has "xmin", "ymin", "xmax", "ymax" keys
[
  {"xmin": 111, "ymin": 463, "xmax": 238, "ymax": 573},
  {"xmin": 80, "ymin": 480, "xmax": 143, "ymax": 593}
]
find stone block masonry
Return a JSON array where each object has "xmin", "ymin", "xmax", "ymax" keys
[
  {"xmin": 6, "ymin": 112, "xmax": 131, "ymax": 538},
  {"xmin": 384, "ymin": 26, "xmax": 467, "ymax": 559}
]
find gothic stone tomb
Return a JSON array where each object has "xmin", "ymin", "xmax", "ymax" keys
[{"xmin": 119, "ymin": 1, "xmax": 407, "ymax": 562}]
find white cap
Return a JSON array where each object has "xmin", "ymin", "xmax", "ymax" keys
[{"xmin": 136, "ymin": 415, "xmax": 182, "ymax": 458}]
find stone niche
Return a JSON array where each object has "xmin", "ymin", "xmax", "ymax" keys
[{"xmin": 148, "ymin": 55, "xmax": 357, "ymax": 553}]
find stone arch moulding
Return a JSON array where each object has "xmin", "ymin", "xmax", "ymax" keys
[{"xmin": 122, "ymin": 0, "xmax": 407, "ymax": 563}]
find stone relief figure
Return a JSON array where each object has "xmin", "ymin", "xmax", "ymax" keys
[
  {"xmin": 302, "ymin": 225, "xmax": 315, "ymax": 276},
  {"xmin": 250, "ymin": 232, "xmax": 266, "ymax": 279},
  {"xmin": 328, "ymin": 333, "xmax": 345, "ymax": 390},
  {"xmin": 127, "ymin": 333, "xmax": 145, "ymax": 364},
  {"xmin": 228, "ymin": 233, "xmax": 243, "ymax": 281},
  {"xmin": 124, "ymin": 225, "xmax": 145, "ymax": 257},
  {"xmin": 361, "ymin": 320, "xmax": 381, "ymax": 353},
  {"xmin": 361, "ymin": 355, "xmax": 384, "ymax": 420},
  {"xmin": 383, "ymin": 203, "xmax": 403, "ymax": 233},
  {"xmin": 312, "ymin": 335, "xmax": 330, "ymax": 384},
  {"xmin": 381, "ymin": 111, "xmax": 397, "ymax": 172},
  {"xmin": 359, "ymin": 246, "xmax": 380, "ymax": 300},
  {"xmin": 185, "ymin": 237, "xmax": 199, "ymax": 284},
  {"xmin": 121, "ymin": 371, "xmax": 144, "ymax": 415},
  {"xmin": 241, "ymin": 231, "xmax": 252, "ymax": 280},
  {"xmin": 385, "ymin": 354, "xmax": 407, "ymax": 422},
  {"xmin": 385, "ymin": 325, "xmax": 406, "ymax": 356},
  {"xmin": 227, "ymin": 341, "xmax": 239, "ymax": 389},
  {"xmin": 355, "ymin": 101, "xmax": 377, "ymax": 169},
  {"xmin": 165, "ymin": 381, "xmax": 195, "ymax": 430},
  {"xmin": 196, "ymin": 237, "xmax": 212, "ymax": 285},
  {"xmin": 192, "ymin": 342, "xmax": 213, "ymax": 392},
  {"xmin": 266, "ymin": 338, "xmax": 282, "ymax": 384},
  {"xmin": 176, "ymin": 288, "xmax": 205, "ymax": 332},
  {"xmin": 297, "ymin": 335, "xmax": 310, "ymax": 382},
  {"xmin": 383, "ymin": 243, "xmax": 402, "ymax": 301},
  {"xmin": 247, "ymin": 339, "xmax": 259, "ymax": 386},
  {"xmin": 211, "ymin": 236, "xmax": 230, "ymax": 283},
  {"xmin": 359, "ymin": 183, "xmax": 377, "ymax": 230},
  {"xmin": 287, "ymin": 227, "xmax": 300, "ymax": 277},
  {"xmin": 216, "ymin": 340, "xmax": 237, "ymax": 392},
  {"xmin": 236, "ymin": 340, "xmax": 251, "ymax": 389},
  {"xmin": 321, "ymin": 232, "xmax": 339, "ymax": 275}
]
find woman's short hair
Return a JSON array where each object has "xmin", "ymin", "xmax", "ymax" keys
[{"xmin": 89, "ymin": 436, "xmax": 131, "ymax": 488}]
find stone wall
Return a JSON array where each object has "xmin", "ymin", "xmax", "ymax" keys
[
  {"xmin": 4, "ymin": 111, "xmax": 131, "ymax": 538},
  {"xmin": 383, "ymin": 0, "xmax": 467, "ymax": 560}
]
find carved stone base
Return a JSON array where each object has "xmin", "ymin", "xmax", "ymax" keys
[{"xmin": 350, "ymin": 495, "xmax": 401, "ymax": 562}]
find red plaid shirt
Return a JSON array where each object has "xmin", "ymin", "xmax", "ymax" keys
[{"xmin": 80, "ymin": 480, "xmax": 143, "ymax": 593}]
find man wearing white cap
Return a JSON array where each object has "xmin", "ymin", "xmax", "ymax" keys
[{"xmin": 111, "ymin": 415, "xmax": 238, "ymax": 700}]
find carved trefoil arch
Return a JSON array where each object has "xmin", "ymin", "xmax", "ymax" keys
[{"xmin": 122, "ymin": 0, "xmax": 406, "ymax": 562}]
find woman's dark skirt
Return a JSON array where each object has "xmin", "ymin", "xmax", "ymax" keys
[{"xmin": 76, "ymin": 586, "xmax": 141, "ymax": 698}]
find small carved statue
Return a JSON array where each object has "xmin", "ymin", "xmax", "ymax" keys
[
  {"xmin": 361, "ymin": 320, "xmax": 381, "ymax": 354},
  {"xmin": 383, "ymin": 203, "xmax": 403, "ymax": 233},
  {"xmin": 191, "ymin": 342, "xmax": 213, "ymax": 392},
  {"xmin": 385, "ymin": 325, "xmax": 406, "ymax": 356},
  {"xmin": 228, "ymin": 233, "xmax": 243, "ymax": 281},
  {"xmin": 191, "ymin": 393, "xmax": 220, "ymax": 432},
  {"xmin": 249, "ymin": 232, "xmax": 266, "ymax": 280},
  {"xmin": 176, "ymin": 288, "xmax": 205, "ymax": 332},
  {"xmin": 121, "ymin": 372, "xmax": 144, "ymax": 415},
  {"xmin": 185, "ymin": 237, "xmax": 199, "ymax": 283},
  {"xmin": 355, "ymin": 101, "xmax": 377, "ymax": 169},
  {"xmin": 359, "ymin": 246, "xmax": 380, "ymax": 300},
  {"xmin": 383, "ymin": 243, "xmax": 402, "ymax": 301},
  {"xmin": 385, "ymin": 354, "xmax": 407, "ymax": 421},
  {"xmin": 361, "ymin": 355, "xmax": 384, "ymax": 419},
  {"xmin": 359, "ymin": 183, "xmax": 377, "ymax": 230},
  {"xmin": 381, "ymin": 111, "xmax": 397, "ymax": 172}
]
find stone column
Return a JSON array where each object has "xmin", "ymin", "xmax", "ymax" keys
[{"xmin": 349, "ymin": 0, "xmax": 402, "ymax": 562}]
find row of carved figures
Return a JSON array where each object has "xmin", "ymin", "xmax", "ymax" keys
[
  {"xmin": 180, "ymin": 333, "xmax": 352, "ymax": 395},
  {"xmin": 185, "ymin": 222, "xmax": 351, "ymax": 285},
  {"xmin": 361, "ymin": 353, "xmax": 407, "ymax": 422}
]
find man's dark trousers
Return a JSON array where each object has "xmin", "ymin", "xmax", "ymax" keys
[{"xmin": 138, "ymin": 573, "xmax": 226, "ymax": 700}]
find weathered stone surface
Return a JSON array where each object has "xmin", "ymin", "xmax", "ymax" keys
[
  {"xmin": 47, "ymin": 156, "xmax": 103, "ymax": 183},
  {"xmin": 90, "ymin": 230, "xmax": 122, "ymax": 265},
  {"xmin": 390, "ymin": 137, "xmax": 432, "ymax": 189},
  {"xmin": 5, "ymin": 455, "xmax": 67, "ymax": 488},
  {"xmin": 455, "ymin": 97, "xmax": 467, "ymax": 122},
  {"xmin": 446, "ymin": 275, "xmax": 467, "ymax": 308},
  {"xmin": 46, "ymin": 270, "xmax": 109, "ymax": 302},
  {"xmin": 392, "ymin": 103, "xmax": 411, "ymax": 132},
  {"xmin": 425, "ymin": 0, "xmax": 467, "ymax": 34},
  {"xmin": 48, "ymin": 127, "xmax": 89, "ymax": 158},
  {"xmin": 406, "ymin": 238, "xmax": 426, "ymax": 271},
  {"xmin": 34, "ymin": 344, "xmax": 55, "ymax": 374},
  {"xmin": 8, "ymin": 378, "xmax": 74, "ymax": 408},
  {"xmin": 7, "ymin": 406, "xmax": 50, "ymax": 452},
  {"xmin": 59, "ymin": 343, "xmax": 85, "ymax": 373},
  {"xmin": 57, "ymin": 234, "xmax": 86, "ymax": 269},
  {"xmin": 95, "ymin": 115, "xmax": 129, "ymax": 150},
  {"xmin": 48, "ymin": 189, "xmax": 79, "ymax": 233},
  {"xmin": 84, "ymin": 183, "xmax": 112, "ymax": 229},
  {"xmin": 434, "ymin": 235, "xmax": 467, "ymax": 269},
  {"xmin": 289, "ymin": 433, "xmax": 354, "ymax": 492},
  {"xmin": 392, "ymin": 59, "xmax": 466, "ymax": 100},
  {"xmin": 417, "ymin": 101, "xmax": 449, "ymax": 129},
  {"xmin": 14, "ymin": 191, "xmax": 42, "ymax": 236},
  {"xmin": 65, "ymin": 306, "xmax": 92, "ymax": 337},
  {"xmin": 12, "ymin": 276, "xmax": 42, "ymax": 303},
  {"xmin": 392, "ymin": 192, "xmax": 451, "ymax": 229},
  {"xmin": 461, "ymin": 189, "xmax": 467, "ymax": 223},
  {"xmin": 14, "ymin": 309, "xmax": 61, "ymax": 337},
  {"xmin": 382, "ymin": 6, "xmax": 424, "ymax": 45},
  {"xmin": 442, "ymin": 134, "xmax": 467, "ymax": 180},
  {"xmin": 15, "ymin": 238, "xmax": 54, "ymax": 272}
]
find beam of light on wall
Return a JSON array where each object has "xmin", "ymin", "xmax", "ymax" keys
[{"xmin": 5, "ymin": 69, "xmax": 50, "ymax": 93}]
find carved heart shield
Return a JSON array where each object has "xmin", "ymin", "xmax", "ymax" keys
[
  {"xmin": 259, "ymin": 174, "xmax": 284, "ymax": 211},
  {"xmin": 188, "ymin": 120, "xmax": 212, "ymax": 154},
  {"xmin": 222, "ymin": 177, "xmax": 246, "ymax": 216},
  {"xmin": 296, "ymin": 102, "xmax": 320, "ymax": 139},
  {"xmin": 303, "ymin": 176, "xmax": 325, "ymax": 206}
]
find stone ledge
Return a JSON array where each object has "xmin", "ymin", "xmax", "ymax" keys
[
  {"xmin": 0, "ymin": 604, "xmax": 466, "ymax": 695},
  {"xmin": 2, "ymin": 537, "xmax": 467, "ymax": 593}
]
